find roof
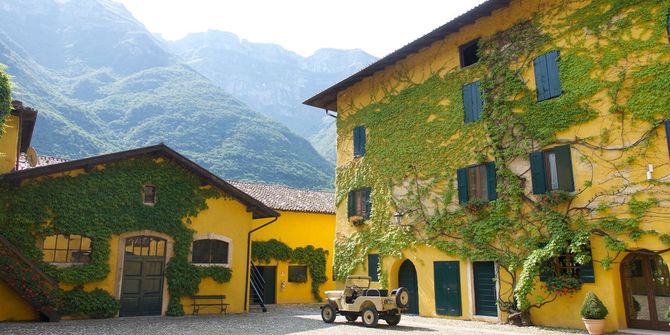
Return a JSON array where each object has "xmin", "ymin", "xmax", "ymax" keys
[
  {"xmin": 11, "ymin": 101, "xmax": 38, "ymax": 153},
  {"xmin": 229, "ymin": 181, "xmax": 335, "ymax": 214},
  {"xmin": 17, "ymin": 153, "xmax": 69, "ymax": 170},
  {"xmin": 303, "ymin": 0, "xmax": 510, "ymax": 111},
  {"xmin": 0, "ymin": 144, "xmax": 279, "ymax": 219}
]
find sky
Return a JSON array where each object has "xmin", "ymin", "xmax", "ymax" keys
[{"xmin": 114, "ymin": 0, "xmax": 488, "ymax": 58}]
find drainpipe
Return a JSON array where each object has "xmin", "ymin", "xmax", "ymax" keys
[{"xmin": 244, "ymin": 215, "xmax": 279, "ymax": 311}]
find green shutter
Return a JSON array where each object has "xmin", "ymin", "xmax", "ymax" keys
[
  {"xmin": 485, "ymin": 162, "xmax": 497, "ymax": 201},
  {"xmin": 667, "ymin": 10, "xmax": 670, "ymax": 43},
  {"xmin": 546, "ymin": 51, "xmax": 562, "ymax": 99},
  {"xmin": 353, "ymin": 126, "xmax": 366, "ymax": 157},
  {"xmin": 473, "ymin": 81, "xmax": 483, "ymax": 121},
  {"xmin": 529, "ymin": 152, "xmax": 547, "ymax": 194},
  {"xmin": 347, "ymin": 190, "xmax": 355, "ymax": 218},
  {"xmin": 539, "ymin": 262, "xmax": 552, "ymax": 282},
  {"xmin": 457, "ymin": 168, "xmax": 469, "ymax": 204},
  {"xmin": 664, "ymin": 121, "xmax": 670, "ymax": 157},
  {"xmin": 434, "ymin": 261, "xmax": 462, "ymax": 316},
  {"xmin": 534, "ymin": 54, "xmax": 550, "ymax": 101},
  {"xmin": 579, "ymin": 246, "xmax": 596, "ymax": 283},
  {"xmin": 555, "ymin": 145, "xmax": 575, "ymax": 192},
  {"xmin": 368, "ymin": 254, "xmax": 379, "ymax": 281},
  {"xmin": 363, "ymin": 187, "xmax": 372, "ymax": 219},
  {"xmin": 463, "ymin": 83, "xmax": 474, "ymax": 123}
]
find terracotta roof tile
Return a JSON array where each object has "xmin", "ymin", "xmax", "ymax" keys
[
  {"xmin": 17, "ymin": 153, "xmax": 69, "ymax": 170},
  {"xmin": 229, "ymin": 181, "xmax": 335, "ymax": 214}
]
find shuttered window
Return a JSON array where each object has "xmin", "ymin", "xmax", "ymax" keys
[
  {"xmin": 368, "ymin": 254, "xmax": 379, "ymax": 281},
  {"xmin": 529, "ymin": 145, "xmax": 574, "ymax": 194},
  {"xmin": 288, "ymin": 265, "xmax": 308, "ymax": 283},
  {"xmin": 353, "ymin": 125, "xmax": 366, "ymax": 157},
  {"xmin": 534, "ymin": 51, "xmax": 562, "ymax": 101},
  {"xmin": 665, "ymin": 121, "xmax": 670, "ymax": 157},
  {"xmin": 348, "ymin": 187, "xmax": 371, "ymax": 220},
  {"xmin": 463, "ymin": 81, "xmax": 483, "ymax": 123},
  {"xmin": 539, "ymin": 246, "xmax": 595, "ymax": 284},
  {"xmin": 457, "ymin": 162, "xmax": 496, "ymax": 204}
]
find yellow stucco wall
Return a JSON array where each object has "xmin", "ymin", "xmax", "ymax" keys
[
  {"xmin": 251, "ymin": 210, "xmax": 336, "ymax": 304},
  {"xmin": 0, "ymin": 114, "xmax": 19, "ymax": 173},
  {"xmin": 0, "ymin": 159, "xmax": 259, "ymax": 320},
  {"xmin": 333, "ymin": 0, "xmax": 670, "ymax": 332}
]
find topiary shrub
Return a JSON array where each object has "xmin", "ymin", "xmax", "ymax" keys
[
  {"xmin": 580, "ymin": 292, "xmax": 608, "ymax": 320},
  {"xmin": 60, "ymin": 287, "xmax": 120, "ymax": 318}
]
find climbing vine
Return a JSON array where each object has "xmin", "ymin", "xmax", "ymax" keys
[
  {"xmin": 252, "ymin": 239, "xmax": 328, "ymax": 300},
  {"xmin": 0, "ymin": 157, "xmax": 234, "ymax": 317},
  {"xmin": 334, "ymin": 0, "xmax": 670, "ymax": 325},
  {"xmin": 0, "ymin": 65, "xmax": 11, "ymax": 136}
]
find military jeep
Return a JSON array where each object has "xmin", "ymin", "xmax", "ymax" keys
[{"xmin": 320, "ymin": 275, "xmax": 409, "ymax": 327}]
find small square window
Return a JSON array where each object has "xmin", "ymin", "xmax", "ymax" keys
[
  {"xmin": 288, "ymin": 265, "xmax": 308, "ymax": 283},
  {"xmin": 459, "ymin": 39, "xmax": 480, "ymax": 68},
  {"xmin": 143, "ymin": 185, "xmax": 156, "ymax": 205}
]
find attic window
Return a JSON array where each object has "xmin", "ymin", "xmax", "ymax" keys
[
  {"xmin": 459, "ymin": 39, "xmax": 480, "ymax": 68},
  {"xmin": 142, "ymin": 185, "xmax": 156, "ymax": 205}
]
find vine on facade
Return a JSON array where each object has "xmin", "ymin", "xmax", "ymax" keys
[{"xmin": 333, "ymin": 0, "xmax": 670, "ymax": 325}]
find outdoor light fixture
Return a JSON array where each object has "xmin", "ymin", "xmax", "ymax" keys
[{"xmin": 392, "ymin": 211, "xmax": 404, "ymax": 225}]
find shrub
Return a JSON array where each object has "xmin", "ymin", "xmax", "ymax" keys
[
  {"xmin": 580, "ymin": 292, "xmax": 608, "ymax": 319},
  {"xmin": 60, "ymin": 287, "xmax": 120, "ymax": 318}
]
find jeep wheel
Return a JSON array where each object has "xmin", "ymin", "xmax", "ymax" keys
[
  {"xmin": 345, "ymin": 314, "xmax": 358, "ymax": 322},
  {"xmin": 361, "ymin": 307, "xmax": 379, "ymax": 327},
  {"xmin": 385, "ymin": 313, "xmax": 401, "ymax": 326},
  {"xmin": 395, "ymin": 287, "xmax": 410, "ymax": 309},
  {"xmin": 321, "ymin": 304, "xmax": 336, "ymax": 323}
]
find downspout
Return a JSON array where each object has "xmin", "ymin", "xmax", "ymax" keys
[{"xmin": 244, "ymin": 215, "xmax": 279, "ymax": 311}]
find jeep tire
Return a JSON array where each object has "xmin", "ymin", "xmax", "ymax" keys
[
  {"xmin": 321, "ymin": 304, "xmax": 336, "ymax": 323},
  {"xmin": 395, "ymin": 287, "xmax": 410, "ymax": 309},
  {"xmin": 345, "ymin": 314, "xmax": 358, "ymax": 322},
  {"xmin": 385, "ymin": 312, "xmax": 401, "ymax": 326},
  {"xmin": 361, "ymin": 307, "xmax": 379, "ymax": 327}
]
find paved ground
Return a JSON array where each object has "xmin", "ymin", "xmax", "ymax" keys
[{"xmin": 0, "ymin": 304, "xmax": 598, "ymax": 335}]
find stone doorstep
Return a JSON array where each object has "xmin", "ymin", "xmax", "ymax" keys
[{"xmin": 618, "ymin": 329, "xmax": 670, "ymax": 335}]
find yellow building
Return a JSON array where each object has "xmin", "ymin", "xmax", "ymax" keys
[
  {"xmin": 306, "ymin": 0, "xmax": 670, "ymax": 332},
  {"xmin": 232, "ymin": 181, "xmax": 336, "ymax": 306},
  {"xmin": 0, "ymin": 103, "xmax": 281, "ymax": 321}
]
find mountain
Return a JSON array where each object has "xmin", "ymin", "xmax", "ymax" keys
[
  {"xmin": 0, "ymin": 0, "xmax": 334, "ymax": 189},
  {"xmin": 167, "ymin": 31, "xmax": 378, "ymax": 162}
]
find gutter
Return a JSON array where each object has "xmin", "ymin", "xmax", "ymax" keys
[{"xmin": 244, "ymin": 215, "xmax": 279, "ymax": 311}]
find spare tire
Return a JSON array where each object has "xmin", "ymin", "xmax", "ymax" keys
[{"xmin": 394, "ymin": 287, "xmax": 410, "ymax": 309}]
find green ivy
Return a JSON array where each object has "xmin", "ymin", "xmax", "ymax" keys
[
  {"xmin": 251, "ymin": 239, "xmax": 327, "ymax": 300},
  {"xmin": 0, "ymin": 65, "xmax": 11, "ymax": 136},
  {"xmin": 333, "ymin": 0, "xmax": 670, "ymax": 323},
  {"xmin": 0, "ymin": 157, "xmax": 233, "ymax": 316},
  {"xmin": 59, "ymin": 287, "xmax": 120, "ymax": 319}
]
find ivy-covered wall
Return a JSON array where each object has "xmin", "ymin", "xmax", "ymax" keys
[
  {"xmin": 332, "ymin": 0, "xmax": 670, "ymax": 331},
  {"xmin": 0, "ymin": 156, "xmax": 246, "ymax": 318}
]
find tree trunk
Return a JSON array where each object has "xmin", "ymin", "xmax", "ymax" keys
[{"xmin": 508, "ymin": 310, "xmax": 532, "ymax": 326}]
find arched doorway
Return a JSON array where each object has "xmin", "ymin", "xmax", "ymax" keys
[
  {"xmin": 621, "ymin": 252, "xmax": 670, "ymax": 331},
  {"xmin": 398, "ymin": 259, "xmax": 419, "ymax": 314},
  {"xmin": 119, "ymin": 235, "xmax": 167, "ymax": 317}
]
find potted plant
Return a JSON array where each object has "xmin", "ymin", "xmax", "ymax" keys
[
  {"xmin": 349, "ymin": 215, "xmax": 365, "ymax": 225},
  {"xmin": 580, "ymin": 292, "xmax": 608, "ymax": 335}
]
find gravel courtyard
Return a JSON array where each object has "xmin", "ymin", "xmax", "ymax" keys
[{"xmin": 0, "ymin": 304, "xmax": 597, "ymax": 335}]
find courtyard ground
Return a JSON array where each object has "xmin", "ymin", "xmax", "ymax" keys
[{"xmin": 0, "ymin": 304, "xmax": 603, "ymax": 335}]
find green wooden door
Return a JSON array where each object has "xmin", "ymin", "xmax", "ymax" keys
[
  {"xmin": 473, "ymin": 261, "xmax": 498, "ymax": 317},
  {"xmin": 119, "ymin": 236, "xmax": 166, "ymax": 317},
  {"xmin": 398, "ymin": 260, "xmax": 419, "ymax": 314},
  {"xmin": 434, "ymin": 261, "xmax": 462, "ymax": 316},
  {"xmin": 259, "ymin": 266, "xmax": 276, "ymax": 304}
]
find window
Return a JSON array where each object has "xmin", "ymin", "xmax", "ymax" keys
[
  {"xmin": 192, "ymin": 239, "xmax": 229, "ymax": 265},
  {"xmin": 142, "ymin": 185, "xmax": 156, "ymax": 205},
  {"xmin": 664, "ymin": 121, "xmax": 670, "ymax": 157},
  {"xmin": 353, "ymin": 125, "xmax": 366, "ymax": 157},
  {"xmin": 667, "ymin": 10, "xmax": 670, "ymax": 43},
  {"xmin": 539, "ymin": 248, "xmax": 595, "ymax": 284},
  {"xmin": 463, "ymin": 81, "xmax": 483, "ymax": 123},
  {"xmin": 347, "ymin": 187, "xmax": 371, "ymax": 220},
  {"xmin": 534, "ymin": 50, "xmax": 562, "ymax": 101},
  {"xmin": 125, "ymin": 235, "xmax": 166, "ymax": 257},
  {"xmin": 456, "ymin": 162, "xmax": 496, "ymax": 204},
  {"xmin": 459, "ymin": 39, "xmax": 480, "ymax": 68},
  {"xmin": 42, "ymin": 234, "xmax": 92, "ymax": 263},
  {"xmin": 288, "ymin": 265, "xmax": 308, "ymax": 283},
  {"xmin": 529, "ymin": 145, "xmax": 575, "ymax": 194},
  {"xmin": 368, "ymin": 254, "xmax": 379, "ymax": 281}
]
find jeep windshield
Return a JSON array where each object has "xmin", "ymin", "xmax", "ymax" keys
[{"xmin": 345, "ymin": 276, "xmax": 371, "ymax": 288}]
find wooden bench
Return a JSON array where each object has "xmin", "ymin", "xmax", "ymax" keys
[{"xmin": 191, "ymin": 294, "xmax": 229, "ymax": 315}]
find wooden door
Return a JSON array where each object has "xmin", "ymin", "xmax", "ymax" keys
[
  {"xmin": 398, "ymin": 260, "xmax": 419, "ymax": 314},
  {"xmin": 434, "ymin": 261, "xmax": 461, "ymax": 316},
  {"xmin": 258, "ymin": 266, "xmax": 276, "ymax": 304},
  {"xmin": 473, "ymin": 261, "xmax": 498, "ymax": 317},
  {"xmin": 621, "ymin": 253, "xmax": 670, "ymax": 331},
  {"xmin": 119, "ymin": 236, "xmax": 166, "ymax": 317}
]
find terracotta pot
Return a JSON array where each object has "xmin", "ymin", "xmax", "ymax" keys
[{"xmin": 582, "ymin": 318, "xmax": 605, "ymax": 335}]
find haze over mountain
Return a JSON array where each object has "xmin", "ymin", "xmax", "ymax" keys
[
  {"xmin": 167, "ymin": 31, "xmax": 377, "ymax": 162},
  {"xmin": 0, "ymin": 0, "xmax": 337, "ymax": 189}
]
